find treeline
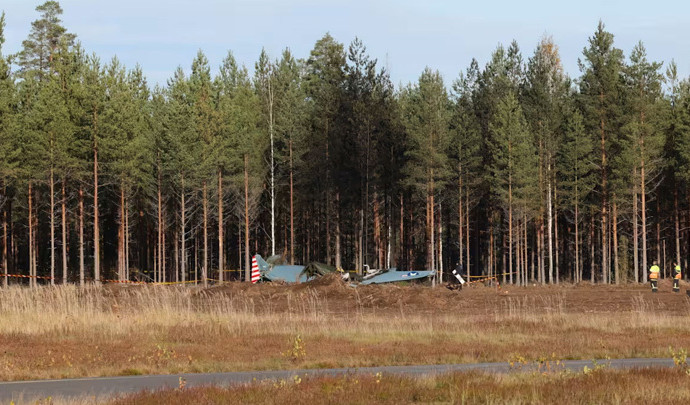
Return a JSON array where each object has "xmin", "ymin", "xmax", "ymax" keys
[{"xmin": 2, "ymin": 2, "xmax": 690, "ymax": 286}]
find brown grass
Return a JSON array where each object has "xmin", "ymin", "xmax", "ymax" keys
[
  {"xmin": 0, "ymin": 278, "xmax": 688, "ymax": 381},
  {"xmin": 110, "ymin": 368, "xmax": 690, "ymax": 405}
]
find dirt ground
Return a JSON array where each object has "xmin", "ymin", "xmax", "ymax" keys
[{"xmin": 196, "ymin": 274, "xmax": 690, "ymax": 316}]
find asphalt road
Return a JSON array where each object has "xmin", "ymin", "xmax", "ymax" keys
[{"xmin": 0, "ymin": 358, "xmax": 680, "ymax": 402}]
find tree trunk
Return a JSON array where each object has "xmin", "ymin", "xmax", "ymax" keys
[
  {"xmin": 430, "ymin": 175, "xmax": 436, "ymax": 286},
  {"xmin": 50, "ymin": 166, "xmax": 55, "ymax": 285},
  {"xmin": 125, "ymin": 197, "xmax": 130, "ymax": 280},
  {"xmin": 438, "ymin": 203, "xmax": 443, "ymax": 283},
  {"xmin": 79, "ymin": 186, "xmax": 84, "ymax": 286},
  {"xmin": 217, "ymin": 169, "xmax": 223, "ymax": 284},
  {"xmin": 574, "ymin": 196, "xmax": 582, "ymax": 283},
  {"xmin": 335, "ymin": 192, "xmax": 341, "ymax": 269},
  {"xmin": 2, "ymin": 190, "xmax": 7, "ymax": 287},
  {"xmin": 269, "ymin": 81, "xmax": 276, "ymax": 257},
  {"xmin": 509, "ymin": 175, "xmax": 513, "ymax": 285},
  {"xmin": 613, "ymin": 200, "xmax": 619, "ymax": 284},
  {"xmin": 119, "ymin": 184, "xmax": 125, "ymax": 281},
  {"xmin": 94, "ymin": 129, "xmax": 100, "ymax": 285},
  {"xmin": 641, "ymin": 158, "xmax": 648, "ymax": 283},
  {"xmin": 399, "ymin": 194, "xmax": 404, "ymax": 271},
  {"xmin": 554, "ymin": 180, "xmax": 560, "ymax": 284},
  {"xmin": 203, "ymin": 181, "xmax": 208, "ymax": 287},
  {"xmin": 28, "ymin": 182, "xmax": 34, "ymax": 288},
  {"xmin": 466, "ymin": 190, "xmax": 471, "ymax": 278},
  {"xmin": 590, "ymin": 216, "xmax": 595, "ymax": 283},
  {"xmin": 2, "ymin": 202, "xmax": 6, "ymax": 287},
  {"xmin": 61, "ymin": 179, "xmax": 67, "ymax": 284},
  {"xmin": 675, "ymin": 184, "xmax": 681, "ymax": 267},
  {"xmin": 600, "ymin": 101, "xmax": 608, "ymax": 285},
  {"xmin": 547, "ymin": 165, "xmax": 553, "ymax": 284},
  {"xmin": 244, "ymin": 154, "xmax": 250, "ymax": 282},
  {"xmin": 633, "ymin": 188, "xmax": 639, "ymax": 283},
  {"xmin": 157, "ymin": 154, "xmax": 163, "ymax": 283},
  {"xmin": 180, "ymin": 175, "xmax": 186, "ymax": 283},
  {"xmin": 289, "ymin": 138, "xmax": 295, "ymax": 265},
  {"xmin": 656, "ymin": 199, "xmax": 661, "ymax": 270},
  {"xmin": 458, "ymin": 165, "xmax": 464, "ymax": 271}
]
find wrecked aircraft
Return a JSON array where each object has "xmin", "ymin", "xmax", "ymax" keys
[{"xmin": 252, "ymin": 254, "xmax": 434, "ymax": 285}]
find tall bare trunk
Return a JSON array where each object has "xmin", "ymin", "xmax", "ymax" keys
[
  {"xmin": 399, "ymin": 194, "xmax": 404, "ymax": 270},
  {"xmin": 466, "ymin": 190, "xmax": 470, "ymax": 277},
  {"xmin": 2, "ymin": 200, "xmax": 7, "ymax": 287},
  {"xmin": 547, "ymin": 165, "xmax": 553, "ymax": 284},
  {"xmin": 509, "ymin": 174, "xmax": 513, "ymax": 285},
  {"xmin": 202, "ymin": 181, "xmax": 208, "ymax": 286},
  {"xmin": 2, "ymin": 188, "xmax": 7, "ymax": 287},
  {"xmin": 373, "ymin": 191, "xmax": 381, "ymax": 268},
  {"xmin": 79, "ymin": 186, "xmax": 84, "ymax": 286},
  {"xmin": 218, "ymin": 170, "xmax": 223, "ymax": 284},
  {"xmin": 554, "ymin": 180, "xmax": 560, "ymax": 283},
  {"xmin": 119, "ymin": 184, "xmax": 125, "ymax": 281},
  {"xmin": 613, "ymin": 200, "xmax": 619, "ymax": 284},
  {"xmin": 633, "ymin": 188, "xmax": 639, "ymax": 283},
  {"xmin": 125, "ymin": 197, "xmax": 130, "ymax": 280},
  {"xmin": 50, "ymin": 166, "xmax": 55, "ymax": 285},
  {"xmin": 28, "ymin": 182, "xmax": 34, "ymax": 288},
  {"xmin": 656, "ymin": 199, "xmax": 661, "ymax": 269},
  {"xmin": 600, "ymin": 99, "xmax": 608, "ymax": 285},
  {"xmin": 675, "ymin": 185, "xmax": 681, "ymax": 266},
  {"xmin": 641, "ymin": 155, "xmax": 648, "ymax": 283},
  {"xmin": 430, "ymin": 175, "xmax": 436, "ymax": 287},
  {"xmin": 93, "ymin": 127, "xmax": 100, "ymax": 285},
  {"xmin": 590, "ymin": 216, "xmax": 595, "ymax": 283},
  {"xmin": 289, "ymin": 138, "xmax": 295, "ymax": 265},
  {"xmin": 335, "ymin": 192, "xmax": 341, "ymax": 269},
  {"xmin": 244, "ymin": 154, "xmax": 250, "ymax": 282},
  {"xmin": 157, "ymin": 154, "xmax": 163, "ymax": 283},
  {"xmin": 574, "ymin": 196, "xmax": 582, "ymax": 283},
  {"xmin": 61, "ymin": 179, "xmax": 67, "ymax": 284},
  {"xmin": 181, "ymin": 175, "xmax": 187, "ymax": 283},
  {"xmin": 438, "ymin": 203, "xmax": 443, "ymax": 283},
  {"xmin": 458, "ymin": 167, "xmax": 464, "ymax": 270}
]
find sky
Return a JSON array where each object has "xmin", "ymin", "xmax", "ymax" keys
[{"xmin": 1, "ymin": 0, "xmax": 688, "ymax": 88}]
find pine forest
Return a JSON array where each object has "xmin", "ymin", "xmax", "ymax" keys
[{"xmin": 4, "ymin": 1, "xmax": 690, "ymax": 287}]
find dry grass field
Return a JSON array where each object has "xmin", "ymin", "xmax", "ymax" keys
[
  {"xmin": 0, "ymin": 276, "xmax": 689, "ymax": 383},
  {"xmin": 110, "ymin": 368, "xmax": 690, "ymax": 405}
]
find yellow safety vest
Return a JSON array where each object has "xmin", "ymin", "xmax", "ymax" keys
[
  {"xmin": 675, "ymin": 265, "xmax": 681, "ymax": 280},
  {"xmin": 649, "ymin": 265, "xmax": 660, "ymax": 280}
]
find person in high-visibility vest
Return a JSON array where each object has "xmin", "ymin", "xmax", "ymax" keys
[
  {"xmin": 673, "ymin": 262, "xmax": 681, "ymax": 293},
  {"xmin": 649, "ymin": 261, "xmax": 660, "ymax": 292}
]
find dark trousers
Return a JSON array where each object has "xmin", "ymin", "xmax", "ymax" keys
[
  {"xmin": 673, "ymin": 278, "xmax": 680, "ymax": 292},
  {"xmin": 651, "ymin": 279, "xmax": 658, "ymax": 292}
]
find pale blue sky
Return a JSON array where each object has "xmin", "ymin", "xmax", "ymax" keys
[{"xmin": 1, "ymin": 0, "xmax": 688, "ymax": 88}]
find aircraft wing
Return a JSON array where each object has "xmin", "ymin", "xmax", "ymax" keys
[
  {"xmin": 360, "ymin": 270, "xmax": 434, "ymax": 285},
  {"xmin": 264, "ymin": 265, "xmax": 309, "ymax": 283}
]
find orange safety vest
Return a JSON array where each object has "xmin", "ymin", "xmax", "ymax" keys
[
  {"xmin": 649, "ymin": 265, "xmax": 660, "ymax": 280},
  {"xmin": 674, "ymin": 266, "xmax": 682, "ymax": 280}
]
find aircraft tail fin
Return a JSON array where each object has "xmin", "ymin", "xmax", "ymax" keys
[{"xmin": 253, "ymin": 254, "xmax": 270, "ymax": 273}]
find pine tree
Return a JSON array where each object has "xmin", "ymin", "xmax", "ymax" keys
[
  {"xmin": 401, "ymin": 68, "xmax": 450, "ymax": 281},
  {"xmin": 17, "ymin": 1, "xmax": 75, "ymax": 81},
  {"xmin": 578, "ymin": 21, "xmax": 625, "ymax": 283},
  {"xmin": 189, "ymin": 50, "xmax": 217, "ymax": 286},
  {"xmin": 523, "ymin": 36, "xmax": 568, "ymax": 283},
  {"xmin": 273, "ymin": 49, "xmax": 305, "ymax": 265},
  {"xmin": 559, "ymin": 108, "xmax": 596, "ymax": 283},
  {"xmin": 304, "ymin": 33, "xmax": 346, "ymax": 265},
  {"xmin": 621, "ymin": 41, "xmax": 664, "ymax": 283},
  {"xmin": 489, "ymin": 91, "xmax": 537, "ymax": 286},
  {"xmin": 450, "ymin": 60, "xmax": 482, "ymax": 276}
]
